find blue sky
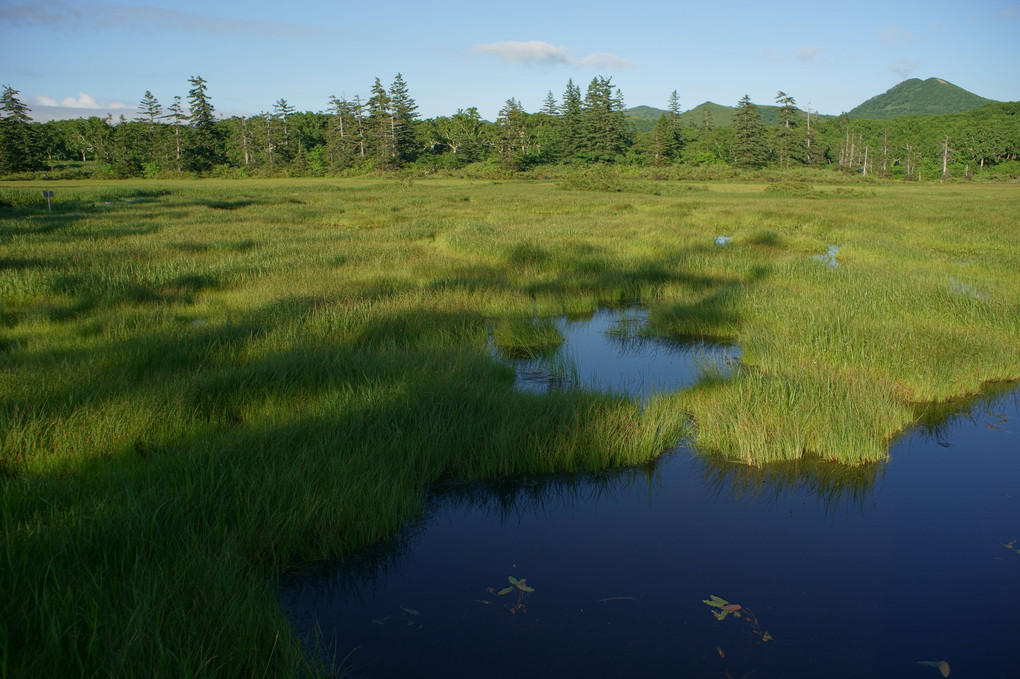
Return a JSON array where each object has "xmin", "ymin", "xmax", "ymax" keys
[{"xmin": 2, "ymin": 0, "xmax": 1018, "ymax": 122}]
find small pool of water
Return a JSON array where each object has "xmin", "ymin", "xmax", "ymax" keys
[
  {"xmin": 279, "ymin": 386, "xmax": 1020, "ymax": 678},
  {"xmin": 494, "ymin": 306, "xmax": 739, "ymax": 401}
]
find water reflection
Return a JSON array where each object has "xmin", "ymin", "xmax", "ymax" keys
[
  {"xmin": 490, "ymin": 306, "xmax": 740, "ymax": 401},
  {"xmin": 696, "ymin": 455, "xmax": 883, "ymax": 518},
  {"xmin": 280, "ymin": 384, "xmax": 1020, "ymax": 679}
]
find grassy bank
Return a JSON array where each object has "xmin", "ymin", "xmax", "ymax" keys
[{"xmin": 2, "ymin": 177, "xmax": 1018, "ymax": 676}]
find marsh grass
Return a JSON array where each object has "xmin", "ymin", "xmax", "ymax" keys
[{"xmin": 1, "ymin": 177, "xmax": 1018, "ymax": 677}]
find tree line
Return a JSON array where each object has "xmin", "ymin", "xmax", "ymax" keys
[{"xmin": 1, "ymin": 75, "xmax": 1017, "ymax": 180}]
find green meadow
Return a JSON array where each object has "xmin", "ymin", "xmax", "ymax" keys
[{"xmin": 2, "ymin": 177, "xmax": 1018, "ymax": 677}]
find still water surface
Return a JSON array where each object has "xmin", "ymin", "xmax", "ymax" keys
[
  {"xmin": 501, "ymin": 306, "xmax": 739, "ymax": 401},
  {"xmin": 279, "ymin": 311, "xmax": 1019, "ymax": 678}
]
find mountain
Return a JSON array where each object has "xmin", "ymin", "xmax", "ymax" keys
[
  {"xmin": 847, "ymin": 78, "xmax": 995, "ymax": 119},
  {"xmin": 625, "ymin": 101, "xmax": 828, "ymax": 132},
  {"xmin": 623, "ymin": 78, "xmax": 996, "ymax": 130}
]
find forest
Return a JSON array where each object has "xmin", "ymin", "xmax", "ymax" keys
[{"xmin": 0, "ymin": 74, "xmax": 1018, "ymax": 181}]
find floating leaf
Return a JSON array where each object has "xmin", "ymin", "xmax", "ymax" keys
[
  {"xmin": 401, "ymin": 607, "xmax": 419, "ymax": 616},
  {"xmin": 716, "ymin": 647, "xmax": 725, "ymax": 658},
  {"xmin": 497, "ymin": 586, "xmax": 514, "ymax": 596},
  {"xmin": 721, "ymin": 603, "xmax": 742, "ymax": 612},
  {"xmin": 508, "ymin": 576, "xmax": 520, "ymax": 586},
  {"xmin": 702, "ymin": 595, "xmax": 729, "ymax": 609},
  {"xmin": 917, "ymin": 660, "xmax": 950, "ymax": 677},
  {"xmin": 514, "ymin": 578, "xmax": 535, "ymax": 593},
  {"xmin": 761, "ymin": 631, "xmax": 773, "ymax": 642}
]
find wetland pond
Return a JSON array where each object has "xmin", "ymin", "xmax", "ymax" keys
[{"xmin": 279, "ymin": 309, "xmax": 1019, "ymax": 678}]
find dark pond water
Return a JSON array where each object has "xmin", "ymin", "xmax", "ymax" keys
[
  {"xmin": 497, "ymin": 306, "xmax": 740, "ymax": 402},
  {"xmin": 279, "ymin": 311, "xmax": 1019, "ymax": 678}
]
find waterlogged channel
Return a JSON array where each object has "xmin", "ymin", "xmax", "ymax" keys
[
  {"xmin": 278, "ymin": 312, "xmax": 1019, "ymax": 678},
  {"xmin": 492, "ymin": 306, "xmax": 739, "ymax": 401}
]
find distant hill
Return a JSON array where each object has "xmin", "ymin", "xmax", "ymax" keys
[
  {"xmin": 625, "ymin": 100, "xmax": 827, "ymax": 132},
  {"xmin": 624, "ymin": 77, "xmax": 996, "ymax": 130},
  {"xmin": 847, "ymin": 78, "xmax": 995, "ymax": 119}
]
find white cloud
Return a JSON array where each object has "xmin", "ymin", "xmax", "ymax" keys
[
  {"xmin": 469, "ymin": 40, "xmax": 633, "ymax": 69},
  {"xmin": 470, "ymin": 40, "xmax": 571, "ymax": 65},
  {"xmin": 890, "ymin": 59, "xmax": 919, "ymax": 77},
  {"xmin": 29, "ymin": 91, "xmax": 135, "ymax": 121},
  {"xmin": 574, "ymin": 52, "xmax": 635, "ymax": 69},
  {"xmin": 62, "ymin": 92, "xmax": 100, "ymax": 108},
  {"xmin": 796, "ymin": 46, "xmax": 822, "ymax": 62},
  {"xmin": 876, "ymin": 23, "xmax": 919, "ymax": 46}
]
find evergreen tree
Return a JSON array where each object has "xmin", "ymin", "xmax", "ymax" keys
[
  {"xmin": 560, "ymin": 78, "xmax": 583, "ymax": 160},
  {"xmin": 186, "ymin": 76, "xmax": 221, "ymax": 172},
  {"xmin": 732, "ymin": 94, "xmax": 767, "ymax": 168},
  {"xmin": 579, "ymin": 76, "xmax": 628, "ymax": 162},
  {"xmin": 135, "ymin": 90, "xmax": 163, "ymax": 169},
  {"xmin": 540, "ymin": 91, "xmax": 559, "ymax": 116},
  {"xmin": 326, "ymin": 95, "xmax": 363, "ymax": 170},
  {"xmin": 273, "ymin": 98, "xmax": 295, "ymax": 162},
  {"xmin": 136, "ymin": 91, "xmax": 162, "ymax": 127},
  {"xmin": 366, "ymin": 77, "xmax": 394, "ymax": 165},
  {"xmin": 0, "ymin": 85, "xmax": 39, "ymax": 174},
  {"xmin": 667, "ymin": 90, "xmax": 682, "ymax": 131},
  {"xmin": 162, "ymin": 95, "xmax": 186, "ymax": 174},
  {"xmin": 773, "ymin": 91, "xmax": 799, "ymax": 169},
  {"xmin": 388, "ymin": 74, "xmax": 419, "ymax": 163},
  {"xmin": 647, "ymin": 114, "xmax": 678, "ymax": 167}
]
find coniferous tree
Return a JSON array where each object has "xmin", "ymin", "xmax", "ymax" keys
[
  {"xmin": 732, "ymin": 94, "xmax": 767, "ymax": 168},
  {"xmin": 366, "ymin": 77, "xmax": 394, "ymax": 165},
  {"xmin": 135, "ymin": 90, "xmax": 163, "ymax": 169},
  {"xmin": 273, "ymin": 98, "xmax": 295, "ymax": 162},
  {"xmin": 326, "ymin": 95, "xmax": 362, "ymax": 170},
  {"xmin": 580, "ymin": 76, "xmax": 628, "ymax": 162},
  {"xmin": 648, "ymin": 114, "xmax": 678, "ymax": 166},
  {"xmin": 560, "ymin": 78, "xmax": 583, "ymax": 160},
  {"xmin": 388, "ymin": 74, "xmax": 419, "ymax": 163},
  {"xmin": 137, "ymin": 91, "xmax": 162, "ymax": 127},
  {"xmin": 667, "ymin": 90, "xmax": 682, "ymax": 130},
  {"xmin": 773, "ymin": 91, "xmax": 799, "ymax": 169},
  {"xmin": 163, "ymin": 95, "xmax": 186, "ymax": 174},
  {"xmin": 0, "ymin": 85, "xmax": 39, "ymax": 174},
  {"xmin": 186, "ymin": 76, "xmax": 220, "ymax": 172},
  {"xmin": 540, "ymin": 91, "xmax": 559, "ymax": 116}
]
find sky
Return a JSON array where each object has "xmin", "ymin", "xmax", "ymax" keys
[{"xmin": 2, "ymin": 0, "xmax": 1018, "ymax": 123}]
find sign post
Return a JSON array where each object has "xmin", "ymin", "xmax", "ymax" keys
[{"xmin": 41, "ymin": 190, "xmax": 54, "ymax": 210}]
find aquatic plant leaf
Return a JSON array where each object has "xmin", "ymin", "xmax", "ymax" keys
[
  {"xmin": 514, "ymin": 578, "xmax": 535, "ymax": 593},
  {"xmin": 721, "ymin": 603, "xmax": 742, "ymax": 612},
  {"xmin": 917, "ymin": 660, "xmax": 951, "ymax": 676},
  {"xmin": 702, "ymin": 595, "xmax": 729, "ymax": 609},
  {"xmin": 508, "ymin": 576, "xmax": 520, "ymax": 586},
  {"xmin": 401, "ymin": 607, "xmax": 419, "ymax": 616},
  {"xmin": 497, "ymin": 586, "xmax": 514, "ymax": 596},
  {"xmin": 762, "ymin": 631, "xmax": 774, "ymax": 642}
]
